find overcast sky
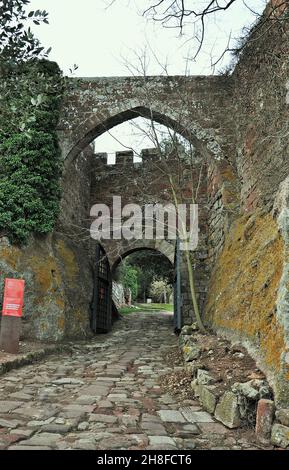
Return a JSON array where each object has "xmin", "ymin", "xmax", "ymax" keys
[{"xmin": 28, "ymin": 0, "xmax": 265, "ymax": 155}]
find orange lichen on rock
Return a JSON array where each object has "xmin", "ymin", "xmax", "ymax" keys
[
  {"xmin": 205, "ymin": 211, "xmax": 286, "ymax": 372},
  {"xmin": 55, "ymin": 297, "xmax": 65, "ymax": 309},
  {"xmin": 30, "ymin": 255, "xmax": 60, "ymax": 295},
  {"xmin": 55, "ymin": 239, "xmax": 79, "ymax": 287},
  {"xmin": 57, "ymin": 316, "xmax": 65, "ymax": 331}
]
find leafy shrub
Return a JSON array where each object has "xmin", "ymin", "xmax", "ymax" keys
[
  {"xmin": 0, "ymin": 131, "xmax": 62, "ymax": 243},
  {"xmin": 0, "ymin": 60, "xmax": 64, "ymax": 244},
  {"xmin": 118, "ymin": 262, "xmax": 139, "ymax": 301}
]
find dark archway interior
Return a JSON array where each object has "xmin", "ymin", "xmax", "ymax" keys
[{"xmin": 111, "ymin": 247, "xmax": 174, "ymax": 275}]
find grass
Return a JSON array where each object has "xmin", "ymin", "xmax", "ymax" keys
[{"xmin": 119, "ymin": 303, "xmax": 173, "ymax": 315}]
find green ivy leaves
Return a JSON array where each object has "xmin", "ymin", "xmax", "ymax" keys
[{"xmin": 0, "ymin": 61, "xmax": 64, "ymax": 245}]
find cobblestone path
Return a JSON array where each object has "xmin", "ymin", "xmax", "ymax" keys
[{"xmin": 0, "ymin": 312, "xmax": 262, "ymax": 450}]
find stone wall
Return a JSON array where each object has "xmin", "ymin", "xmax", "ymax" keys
[
  {"xmin": 207, "ymin": 160, "xmax": 240, "ymax": 265},
  {"xmin": 232, "ymin": 7, "xmax": 289, "ymax": 211},
  {"xmin": 58, "ymin": 76, "xmax": 233, "ymax": 166},
  {"xmin": 0, "ymin": 147, "xmax": 94, "ymax": 342},
  {"xmin": 55, "ymin": 73, "xmax": 237, "ymax": 337},
  {"xmin": 57, "ymin": 146, "xmax": 93, "ymax": 242},
  {"xmin": 0, "ymin": 233, "xmax": 92, "ymax": 342},
  {"xmin": 204, "ymin": 7, "xmax": 289, "ymax": 406}
]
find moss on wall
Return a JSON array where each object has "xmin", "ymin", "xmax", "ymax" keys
[
  {"xmin": 0, "ymin": 234, "xmax": 92, "ymax": 342},
  {"xmin": 55, "ymin": 239, "xmax": 79, "ymax": 288},
  {"xmin": 205, "ymin": 211, "xmax": 287, "ymax": 374}
]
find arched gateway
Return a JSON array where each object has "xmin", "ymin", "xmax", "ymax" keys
[
  {"xmin": 54, "ymin": 75, "xmax": 238, "ymax": 340},
  {"xmin": 0, "ymin": 74, "xmax": 238, "ymax": 344},
  {"xmin": 58, "ymin": 76, "xmax": 234, "ymax": 164}
]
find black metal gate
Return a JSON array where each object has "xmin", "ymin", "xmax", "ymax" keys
[
  {"xmin": 173, "ymin": 238, "xmax": 182, "ymax": 333},
  {"xmin": 91, "ymin": 244, "xmax": 112, "ymax": 333}
]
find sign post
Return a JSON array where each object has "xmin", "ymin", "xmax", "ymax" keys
[{"xmin": 0, "ymin": 279, "xmax": 25, "ymax": 354}]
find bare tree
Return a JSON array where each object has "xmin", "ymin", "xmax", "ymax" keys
[
  {"xmin": 108, "ymin": 1, "xmax": 289, "ymax": 67},
  {"xmin": 85, "ymin": 46, "xmax": 208, "ymax": 332}
]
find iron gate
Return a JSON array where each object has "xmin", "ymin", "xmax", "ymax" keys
[
  {"xmin": 173, "ymin": 238, "xmax": 182, "ymax": 333},
  {"xmin": 90, "ymin": 244, "xmax": 112, "ymax": 333}
]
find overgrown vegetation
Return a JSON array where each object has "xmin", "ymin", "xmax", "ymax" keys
[
  {"xmin": 114, "ymin": 250, "xmax": 174, "ymax": 302},
  {"xmin": 117, "ymin": 260, "xmax": 139, "ymax": 300},
  {"xmin": 149, "ymin": 278, "xmax": 172, "ymax": 303},
  {"xmin": 0, "ymin": 0, "xmax": 50, "ymax": 62},
  {"xmin": 0, "ymin": 1, "xmax": 64, "ymax": 244}
]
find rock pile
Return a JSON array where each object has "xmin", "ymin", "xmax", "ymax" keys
[{"xmin": 179, "ymin": 325, "xmax": 289, "ymax": 448}]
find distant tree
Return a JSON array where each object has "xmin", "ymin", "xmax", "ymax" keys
[
  {"xmin": 129, "ymin": 250, "xmax": 173, "ymax": 282},
  {"xmin": 149, "ymin": 278, "xmax": 172, "ymax": 303},
  {"xmin": 115, "ymin": 250, "xmax": 174, "ymax": 302},
  {"xmin": 118, "ymin": 260, "xmax": 139, "ymax": 300}
]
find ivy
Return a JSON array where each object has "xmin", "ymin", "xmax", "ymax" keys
[
  {"xmin": 0, "ymin": 2, "xmax": 65, "ymax": 245},
  {"xmin": 0, "ymin": 59, "xmax": 64, "ymax": 244}
]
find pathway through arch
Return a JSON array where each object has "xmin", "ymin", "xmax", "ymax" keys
[{"xmin": 0, "ymin": 311, "xmax": 264, "ymax": 450}]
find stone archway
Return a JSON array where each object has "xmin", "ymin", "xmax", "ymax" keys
[
  {"xmin": 2, "ymin": 12, "xmax": 289, "ymax": 409},
  {"xmin": 107, "ymin": 240, "xmax": 175, "ymax": 271},
  {"xmin": 56, "ymin": 77, "xmax": 240, "ymax": 341},
  {"xmin": 0, "ymin": 75, "xmax": 239, "ymax": 345},
  {"xmin": 110, "ymin": 246, "xmax": 176, "ymax": 328},
  {"xmin": 58, "ymin": 76, "xmax": 234, "ymax": 166}
]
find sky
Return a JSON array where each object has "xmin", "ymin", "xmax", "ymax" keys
[{"xmin": 28, "ymin": 0, "xmax": 266, "ymax": 156}]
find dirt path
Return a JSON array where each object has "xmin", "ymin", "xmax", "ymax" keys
[{"xmin": 0, "ymin": 311, "xmax": 264, "ymax": 450}]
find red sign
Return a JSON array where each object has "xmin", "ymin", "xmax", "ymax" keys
[{"xmin": 2, "ymin": 278, "xmax": 25, "ymax": 317}]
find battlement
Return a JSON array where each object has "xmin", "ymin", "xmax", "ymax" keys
[{"xmin": 94, "ymin": 148, "xmax": 160, "ymax": 167}]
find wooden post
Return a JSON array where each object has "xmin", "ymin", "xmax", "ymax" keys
[{"xmin": 0, "ymin": 316, "xmax": 21, "ymax": 354}]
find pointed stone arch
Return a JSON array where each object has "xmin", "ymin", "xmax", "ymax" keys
[
  {"xmin": 58, "ymin": 76, "xmax": 234, "ymax": 166},
  {"xmin": 54, "ymin": 75, "xmax": 240, "ymax": 343}
]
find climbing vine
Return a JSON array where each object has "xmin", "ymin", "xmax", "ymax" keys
[
  {"xmin": 0, "ymin": 1, "xmax": 65, "ymax": 244},
  {"xmin": 0, "ymin": 60, "xmax": 64, "ymax": 244}
]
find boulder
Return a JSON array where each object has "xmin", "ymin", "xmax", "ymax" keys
[
  {"xmin": 199, "ymin": 384, "xmax": 218, "ymax": 414},
  {"xmin": 197, "ymin": 369, "xmax": 216, "ymax": 385},
  {"xmin": 191, "ymin": 379, "xmax": 200, "ymax": 397},
  {"xmin": 182, "ymin": 344, "xmax": 201, "ymax": 362},
  {"xmin": 185, "ymin": 361, "xmax": 202, "ymax": 377},
  {"xmin": 179, "ymin": 335, "xmax": 192, "ymax": 346},
  {"xmin": 271, "ymin": 423, "xmax": 289, "ymax": 449},
  {"xmin": 232, "ymin": 382, "xmax": 259, "ymax": 401},
  {"xmin": 250, "ymin": 379, "xmax": 271, "ymax": 398},
  {"xmin": 275, "ymin": 409, "xmax": 289, "ymax": 427},
  {"xmin": 214, "ymin": 392, "xmax": 241, "ymax": 429},
  {"xmin": 180, "ymin": 323, "xmax": 199, "ymax": 336},
  {"xmin": 180, "ymin": 326, "xmax": 192, "ymax": 336},
  {"xmin": 259, "ymin": 384, "xmax": 272, "ymax": 399}
]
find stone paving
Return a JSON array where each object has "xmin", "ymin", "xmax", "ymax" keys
[{"xmin": 0, "ymin": 312, "xmax": 263, "ymax": 450}]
